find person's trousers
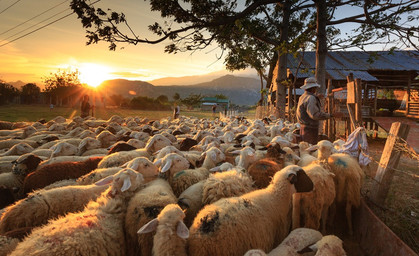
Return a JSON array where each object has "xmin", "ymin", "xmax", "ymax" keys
[{"xmin": 300, "ymin": 125, "xmax": 319, "ymax": 145}]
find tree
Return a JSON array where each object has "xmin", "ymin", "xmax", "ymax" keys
[
  {"xmin": 21, "ymin": 83, "xmax": 41, "ymax": 104},
  {"xmin": 214, "ymin": 94, "xmax": 228, "ymax": 100},
  {"xmin": 173, "ymin": 92, "xmax": 180, "ymax": 101},
  {"xmin": 43, "ymin": 69, "xmax": 84, "ymax": 107},
  {"xmin": 181, "ymin": 93, "xmax": 203, "ymax": 110},
  {"xmin": 0, "ymin": 82, "xmax": 19, "ymax": 105},
  {"xmin": 108, "ymin": 94, "xmax": 126, "ymax": 107},
  {"xmin": 157, "ymin": 94, "xmax": 169, "ymax": 104}
]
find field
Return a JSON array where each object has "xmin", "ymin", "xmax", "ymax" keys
[
  {"xmin": 0, "ymin": 104, "xmax": 253, "ymax": 122},
  {"xmin": 0, "ymin": 104, "xmax": 417, "ymax": 253}
]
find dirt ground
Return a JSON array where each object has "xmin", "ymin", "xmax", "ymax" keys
[{"xmin": 361, "ymin": 137, "xmax": 419, "ymax": 253}]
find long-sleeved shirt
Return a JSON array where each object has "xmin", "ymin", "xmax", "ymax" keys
[{"xmin": 296, "ymin": 91, "xmax": 331, "ymax": 128}]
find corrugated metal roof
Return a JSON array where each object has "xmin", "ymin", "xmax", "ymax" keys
[
  {"xmin": 288, "ymin": 69, "xmax": 379, "ymax": 81},
  {"xmin": 287, "ymin": 50, "xmax": 419, "ymax": 72}
]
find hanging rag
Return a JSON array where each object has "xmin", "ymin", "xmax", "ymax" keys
[{"xmin": 338, "ymin": 127, "xmax": 371, "ymax": 166}]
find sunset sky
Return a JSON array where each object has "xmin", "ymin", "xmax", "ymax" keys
[
  {"xmin": 0, "ymin": 1, "xmax": 415, "ymax": 88},
  {"xmin": 0, "ymin": 0, "xmax": 231, "ymax": 87}
]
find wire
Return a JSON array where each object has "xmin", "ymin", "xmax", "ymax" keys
[
  {"xmin": 0, "ymin": 0, "xmax": 68, "ymax": 36},
  {"xmin": 0, "ymin": 0, "xmax": 23, "ymax": 15},
  {"xmin": 0, "ymin": 0, "xmax": 101, "ymax": 48}
]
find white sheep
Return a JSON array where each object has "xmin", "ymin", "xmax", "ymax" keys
[
  {"xmin": 0, "ymin": 235, "xmax": 19, "ymax": 256},
  {"xmin": 168, "ymin": 147, "xmax": 225, "ymax": 196},
  {"xmin": 122, "ymin": 157, "xmax": 159, "ymax": 183},
  {"xmin": 10, "ymin": 168, "xmax": 144, "ymax": 256},
  {"xmin": 49, "ymin": 141, "xmax": 78, "ymax": 158},
  {"xmin": 125, "ymin": 178, "xmax": 177, "ymax": 256},
  {"xmin": 0, "ymin": 183, "xmax": 108, "ymax": 235},
  {"xmin": 98, "ymin": 134, "xmax": 172, "ymax": 168},
  {"xmin": 244, "ymin": 228, "xmax": 323, "ymax": 256},
  {"xmin": 138, "ymin": 204, "xmax": 189, "ymax": 256},
  {"xmin": 96, "ymin": 130, "xmax": 118, "ymax": 148},
  {"xmin": 292, "ymin": 163, "xmax": 336, "ymax": 234},
  {"xmin": 76, "ymin": 167, "xmax": 123, "ymax": 185},
  {"xmin": 0, "ymin": 143, "xmax": 33, "ymax": 157},
  {"xmin": 177, "ymin": 181, "xmax": 205, "ymax": 227},
  {"xmin": 297, "ymin": 141, "xmax": 318, "ymax": 167},
  {"xmin": 299, "ymin": 235, "xmax": 346, "ymax": 256},
  {"xmin": 188, "ymin": 165, "xmax": 314, "ymax": 256},
  {"xmin": 202, "ymin": 169, "xmax": 254, "ymax": 205},
  {"xmin": 77, "ymin": 137, "xmax": 102, "ymax": 156}
]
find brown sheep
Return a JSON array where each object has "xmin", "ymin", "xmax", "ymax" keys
[{"xmin": 22, "ymin": 156, "xmax": 103, "ymax": 195}]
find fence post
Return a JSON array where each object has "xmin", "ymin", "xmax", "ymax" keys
[{"xmin": 371, "ymin": 122, "xmax": 410, "ymax": 205}]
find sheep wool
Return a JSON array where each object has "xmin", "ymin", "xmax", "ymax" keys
[
  {"xmin": 0, "ymin": 184, "xmax": 108, "ymax": 234},
  {"xmin": 202, "ymin": 169, "xmax": 254, "ymax": 205},
  {"xmin": 138, "ymin": 204, "xmax": 189, "ymax": 256},
  {"xmin": 188, "ymin": 165, "xmax": 313, "ymax": 256},
  {"xmin": 10, "ymin": 169, "xmax": 144, "ymax": 256}
]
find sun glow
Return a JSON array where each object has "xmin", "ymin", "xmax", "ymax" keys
[{"xmin": 78, "ymin": 63, "xmax": 113, "ymax": 88}]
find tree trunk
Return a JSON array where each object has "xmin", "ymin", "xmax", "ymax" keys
[
  {"xmin": 315, "ymin": 0, "xmax": 328, "ymax": 95},
  {"xmin": 275, "ymin": 0, "xmax": 291, "ymax": 118},
  {"xmin": 259, "ymin": 70, "xmax": 264, "ymax": 105}
]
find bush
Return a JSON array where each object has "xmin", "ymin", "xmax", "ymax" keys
[{"xmin": 129, "ymin": 96, "xmax": 171, "ymax": 110}]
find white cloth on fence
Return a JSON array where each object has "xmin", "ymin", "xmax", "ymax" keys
[{"xmin": 338, "ymin": 126, "xmax": 371, "ymax": 166}]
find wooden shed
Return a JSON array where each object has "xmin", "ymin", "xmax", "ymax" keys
[{"xmin": 268, "ymin": 50, "xmax": 419, "ymax": 119}]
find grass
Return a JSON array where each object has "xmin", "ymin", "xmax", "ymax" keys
[{"xmin": 0, "ymin": 104, "xmax": 254, "ymax": 122}]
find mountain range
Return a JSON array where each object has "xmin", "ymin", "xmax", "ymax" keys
[{"xmin": 100, "ymin": 74, "xmax": 263, "ymax": 105}]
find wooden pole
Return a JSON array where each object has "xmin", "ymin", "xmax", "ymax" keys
[
  {"xmin": 355, "ymin": 78, "xmax": 362, "ymax": 124},
  {"xmin": 327, "ymin": 79, "xmax": 335, "ymax": 141},
  {"xmin": 371, "ymin": 122, "xmax": 410, "ymax": 205}
]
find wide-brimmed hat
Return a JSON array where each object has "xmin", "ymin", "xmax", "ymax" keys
[{"xmin": 300, "ymin": 77, "xmax": 320, "ymax": 90}]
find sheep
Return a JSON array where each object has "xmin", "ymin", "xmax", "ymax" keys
[
  {"xmin": 297, "ymin": 141, "xmax": 318, "ymax": 167},
  {"xmin": 10, "ymin": 168, "xmax": 144, "ymax": 256},
  {"xmin": 122, "ymin": 157, "xmax": 159, "ymax": 183},
  {"xmin": 177, "ymin": 181, "xmax": 205, "ymax": 228},
  {"xmin": 98, "ymin": 134, "xmax": 172, "ymax": 168},
  {"xmin": 107, "ymin": 141, "xmax": 137, "ymax": 155},
  {"xmin": 282, "ymin": 147, "xmax": 301, "ymax": 166},
  {"xmin": 37, "ymin": 155, "xmax": 95, "ymax": 168},
  {"xmin": 168, "ymin": 147, "xmax": 225, "ymax": 196},
  {"xmin": 0, "ymin": 139, "xmax": 38, "ymax": 150},
  {"xmin": 0, "ymin": 235, "xmax": 19, "ymax": 256},
  {"xmin": 155, "ymin": 153, "xmax": 190, "ymax": 179},
  {"xmin": 187, "ymin": 165, "xmax": 313, "ymax": 256},
  {"xmin": 76, "ymin": 167, "xmax": 123, "ymax": 185},
  {"xmin": 0, "ymin": 183, "xmax": 109, "ymax": 234},
  {"xmin": 202, "ymin": 169, "xmax": 254, "ymax": 205},
  {"xmin": 244, "ymin": 228, "xmax": 323, "ymax": 256},
  {"xmin": 308, "ymin": 140, "xmax": 364, "ymax": 235},
  {"xmin": 0, "ymin": 143, "xmax": 33, "ymax": 157},
  {"xmin": 77, "ymin": 137, "xmax": 102, "ymax": 156},
  {"xmin": 138, "ymin": 204, "xmax": 189, "ymax": 256},
  {"xmin": 22, "ymin": 156, "xmax": 103, "ymax": 195},
  {"xmin": 208, "ymin": 162, "xmax": 234, "ymax": 173},
  {"xmin": 49, "ymin": 141, "xmax": 79, "ymax": 158},
  {"xmin": 125, "ymin": 178, "xmax": 177, "ymax": 256},
  {"xmin": 37, "ymin": 138, "xmax": 82, "ymax": 150},
  {"xmin": 232, "ymin": 146, "xmax": 265, "ymax": 170},
  {"xmin": 96, "ymin": 130, "xmax": 118, "ymax": 148},
  {"xmin": 298, "ymin": 235, "xmax": 346, "ymax": 256},
  {"xmin": 292, "ymin": 163, "xmax": 336, "ymax": 234}
]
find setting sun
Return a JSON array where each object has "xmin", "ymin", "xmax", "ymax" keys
[{"xmin": 78, "ymin": 63, "xmax": 113, "ymax": 88}]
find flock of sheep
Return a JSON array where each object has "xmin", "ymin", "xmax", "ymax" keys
[{"xmin": 0, "ymin": 113, "xmax": 365, "ymax": 255}]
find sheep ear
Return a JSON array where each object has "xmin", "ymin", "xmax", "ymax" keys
[
  {"xmin": 145, "ymin": 137, "xmax": 156, "ymax": 152},
  {"xmin": 128, "ymin": 160, "xmax": 139, "ymax": 171},
  {"xmin": 297, "ymin": 243, "xmax": 317, "ymax": 254},
  {"xmin": 176, "ymin": 221, "xmax": 189, "ymax": 239},
  {"xmin": 209, "ymin": 166, "xmax": 220, "ymax": 172},
  {"xmin": 292, "ymin": 154, "xmax": 301, "ymax": 161},
  {"xmin": 154, "ymin": 158, "xmax": 162, "ymax": 167},
  {"xmin": 230, "ymin": 150, "xmax": 241, "ymax": 155},
  {"xmin": 121, "ymin": 162, "xmax": 129, "ymax": 168},
  {"xmin": 120, "ymin": 177, "xmax": 132, "ymax": 192},
  {"xmin": 137, "ymin": 218, "xmax": 159, "ymax": 234},
  {"xmin": 288, "ymin": 169, "xmax": 314, "ymax": 193},
  {"xmin": 95, "ymin": 175, "xmax": 114, "ymax": 186},
  {"xmin": 153, "ymin": 149, "xmax": 161, "ymax": 156},
  {"xmin": 305, "ymin": 145, "xmax": 318, "ymax": 152},
  {"xmin": 160, "ymin": 159, "xmax": 172, "ymax": 173}
]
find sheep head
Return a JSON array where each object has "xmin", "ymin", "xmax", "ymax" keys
[
  {"xmin": 123, "ymin": 157, "xmax": 158, "ymax": 183},
  {"xmin": 78, "ymin": 137, "xmax": 101, "ymax": 155},
  {"xmin": 51, "ymin": 142, "xmax": 77, "ymax": 158},
  {"xmin": 154, "ymin": 153, "xmax": 189, "ymax": 177},
  {"xmin": 12, "ymin": 153, "xmax": 42, "ymax": 176},
  {"xmin": 271, "ymin": 165, "xmax": 313, "ymax": 193},
  {"xmin": 137, "ymin": 204, "xmax": 189, "ymax": 239},
  {"xmin": 145, "ymin": 134, "xmax": 172, "ymax": 154},
  {"xmin": 96, "ymin": 168, "xmax": 144, "ymax": 198}
]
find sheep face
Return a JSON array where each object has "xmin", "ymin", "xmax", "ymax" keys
[
  {"xmin": 50, "ymin": 142, "xmax": 77, "ymax": 158},
  {"xmin": 125, "ymin": 157, "xmax": 159, "ymax": 183},
  {"xmin": 127, "ymin": 139, "xmax": 146, "ymax": 149},
  {"xmin": 154, "ymin": 146, "xmax": 183, "ymax": 160},
  {"xmin": 155, "ymin": 153, "xmax": 189, "ymax": 177},
  {"xmin": 97, "ymin": 168, "xmax": 144, "ymax": 198},
  {"xmin": 78, "ymin": 130, "xmax": 96, "ymax": 139},
  {"xmin": 12, "ymin": 154, "xmax": 42, "ymax": 176},
  {"xmin": 273, "ymin": 165, "xmax": 313, "ymax": 193},
  {"xmin": 204, "ymin": 147, "xmax": 225, "ymax": 164},
  {"xmin": 6, "ymin": 143, "xmax": 33, "ymax": 155},
  {"xmin": 78, "ymin": 137, "xmax": 101, "ymax": 155},
  {"xmin": 317, "ymin": 140, "xmax": 335, "ymax": 160}
]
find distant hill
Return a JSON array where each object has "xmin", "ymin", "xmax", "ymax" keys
[{"xmin": 100, "ymin": 75, "xmax": 261, "ymax": 105}]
